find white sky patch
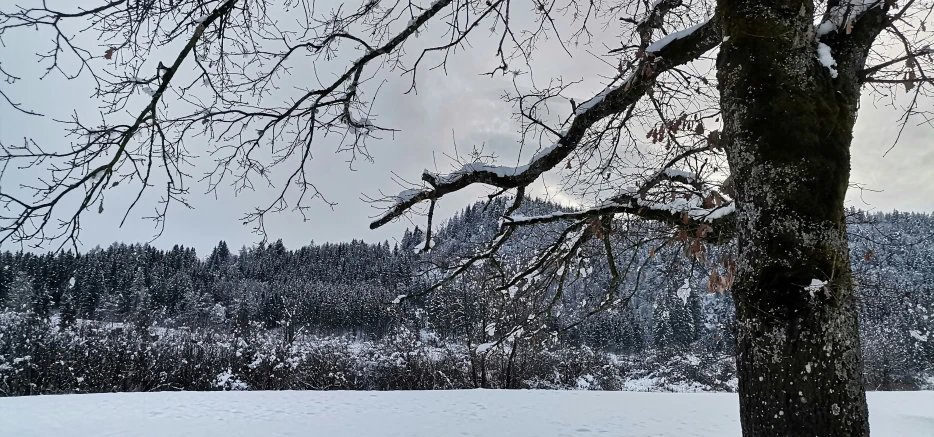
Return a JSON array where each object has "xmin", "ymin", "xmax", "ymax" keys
[{"xmin": 529, "ymin": 179, "xmax": 584, "ymax": 209}]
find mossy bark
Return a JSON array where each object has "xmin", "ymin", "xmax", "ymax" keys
[{"xmin": 717, "ymin": 1, "xmax": 870, "ymax": 435}]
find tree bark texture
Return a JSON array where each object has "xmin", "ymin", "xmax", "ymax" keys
[{"xmin": 716, "ymin": 0, "xmax": 884, "ymax": 435}]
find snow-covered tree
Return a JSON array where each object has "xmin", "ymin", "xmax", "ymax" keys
[{"xmin": 3, "ymin": 271, "xmax": 34, "ymax": 313}]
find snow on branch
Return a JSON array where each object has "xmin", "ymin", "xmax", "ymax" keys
[
  {"xmin": 646, "ymin": 19, "xmax": 711, "ymax": 54},
  {"xmin": 370, "ymin": 16, "xmax": 723, "ymax": 230},
  {"xmin": 574, "ymin": 73, "xmax": 636, "ymax": 115},
  {"xmin": 817, "ymin": 0, "xmax": 884, "ymax": 37},
  {"xmin": 661, "ymin": 168, "xmax": 696, "ymax": 181},
  {"xmin": 423, "ymin": 143, "xmax": 561, "ymax": 186},
  {"xmin": 503, "ymin": 192, "xmax": 735, "ymax": 240}
]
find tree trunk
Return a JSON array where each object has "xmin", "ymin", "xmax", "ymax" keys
[
  {"xmin": 505, "ymin": 337, "xmax": 520, "ymax": 388},
  {"xmin": 718, "ymin": 1, "xmax": 870, "ymax": 435}
]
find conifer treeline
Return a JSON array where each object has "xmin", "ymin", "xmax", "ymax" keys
[{"xmin": 0, "ymin": 200, "xmax": 931, "ymax": 395}]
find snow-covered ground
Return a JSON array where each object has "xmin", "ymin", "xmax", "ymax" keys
[{"xmin": 1, "ymin": 390, "xmax": 932, "ymax": 436}]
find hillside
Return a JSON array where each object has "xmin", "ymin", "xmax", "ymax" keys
[{"xmin": 1, "ymin": 201, "xmax": 932, "ymax": 395}]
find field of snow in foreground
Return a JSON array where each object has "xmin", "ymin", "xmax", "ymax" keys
[{"xmin": 1, "ymin": 390, "xmax": 932, "ymax": 436}]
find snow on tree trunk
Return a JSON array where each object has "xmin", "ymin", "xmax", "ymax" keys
[{"xmin": 717, "ymin": 1, "xmax": 871, "ymax": 435}]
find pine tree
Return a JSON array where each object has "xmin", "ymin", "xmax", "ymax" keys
[
  {"xmin": 58, "ymin": 291, "xmax": 78, "ymax": 330},
  {"xmin": 130, "ymin": 268, "xmax": 153, "ymax": 333},
  {"xmin": 4, "ymin": 271, "xmax": 34, "ymax": 313},
  {"xmin": 0, "ymin": 261, "xmax": 11, "ymax": 307},
  {"xmin": 652, "ymin": 293, "xmax": 673, "ymax": 350}
]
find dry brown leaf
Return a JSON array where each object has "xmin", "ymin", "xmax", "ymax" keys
[
  {"xmin": 676, "ymin": 229, "xmax": 688, "ymax": 242},
  {"xmin": 104, "ymin": 48, "xmax": 114, "ymax": 60},
  {"xmin": 864, "ymin": 249, "xmax": 874, "ymax": 262},
  {"xmin": 708, "ymin": 269, "xmax": 720, "ymax": 293},
  {"xmin": 691, "ymin": 241, "xmax": 702, "ymax": 256},
  {"xmin": 585, "ymin": 217, "xmax": 607, "ymax": 240},
  {"xmin": 644, "ymin": 63, "xmax": 655, "ymax": 77},
  {"xmin": 682, "ymin": 243, "xmax": 693, "ymax": 258}
]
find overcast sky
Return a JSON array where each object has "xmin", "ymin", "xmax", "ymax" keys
[{"xmin": 1, "ymin": 0, "xmax": 932, "ymax": 255}]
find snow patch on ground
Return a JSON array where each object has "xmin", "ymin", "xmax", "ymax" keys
[{"xmin": 1, "ymin": 391, "xmax": 931, "ymax": 437}]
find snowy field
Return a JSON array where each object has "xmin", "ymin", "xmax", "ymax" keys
[{"xmin": 1, "ymin": 390, "xmax": 932, "ymax": 436}]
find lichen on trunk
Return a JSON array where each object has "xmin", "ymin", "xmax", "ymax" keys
[{"xmin": 716, "ymin": 0, "xmax": 870, "ymax": 435}]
